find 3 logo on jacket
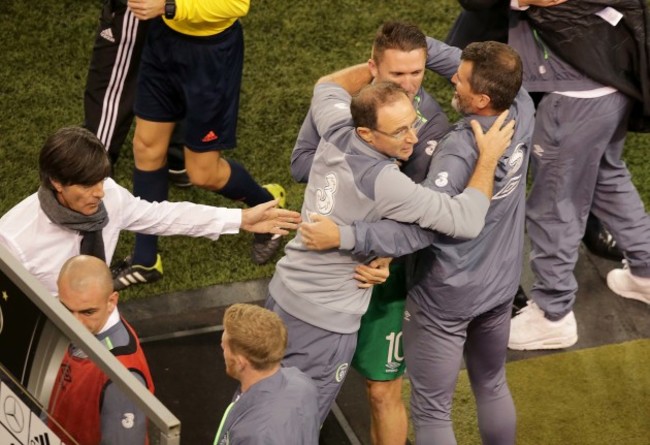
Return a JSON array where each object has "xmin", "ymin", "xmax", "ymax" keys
[
  {"xmin": 121, "ymin": 413, "xmax": 135, "ymax": 429},
  {"xmin": 316, "ymin": 172, "xmax": 338, "ymax": 215},
  {"xmin": 434, "ymin": 172, "xmax": 449, "ymax": 188},
  {"xmin": 425, "ymin": 140, "xmax": 438, "ymax": 156}
]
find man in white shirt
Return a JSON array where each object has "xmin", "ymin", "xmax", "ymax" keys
[{"xmin": 0, "ymin": 126, "xmax": 300, "ymax": 295}]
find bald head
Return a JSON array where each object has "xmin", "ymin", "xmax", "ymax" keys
[
  {"xmin": 58, "ymin": 255, "xmax": 113, "ymax": 295},
  {"xmin": 57, "ymin": 255, "xmax": 117, "ymax": 334}
]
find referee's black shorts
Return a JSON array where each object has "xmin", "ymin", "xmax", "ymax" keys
[{"xmin": 135, "ymin": 18, "xmax": 243, "ymax": 152}]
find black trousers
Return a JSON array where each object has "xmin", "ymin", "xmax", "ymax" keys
[{"xmin": 84, "ymin": 1, "xmax": 184, "ymax": 168}]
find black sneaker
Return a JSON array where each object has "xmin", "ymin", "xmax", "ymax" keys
[
  {"xmin": 251, "ymin": 234, "xmax": 283, "ymax": 265},
  {"xmin": 168, "ymin": 168, "xmax": 192, "ymax": 188},
  {"xmin": 111, "ymin": 255, "xmax": 163, "ymax": 291},
  {"xmin": 582, "ymin": 213, "xmax": 623, "ymax": 261},
  {"xmin": 250, "ymin": 184, "xmax": 287, "ymax": 265},
  {"xmin": 511, "ymin": 285, "xmax": 529, "ymax": 318}
]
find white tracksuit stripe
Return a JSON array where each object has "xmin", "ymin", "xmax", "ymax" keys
[{"xmin": 97, "ymin": 10, "xmax": 139, "ymax": 150}]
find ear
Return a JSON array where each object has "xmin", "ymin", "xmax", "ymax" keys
[
  {"xmin": 368, "ymin": 58, "xmax": 378, "ymax": 78},
  {"xmin": 474, "ymin": 93, "xmax": 492, "ymax": 112},
  {"xmin": 50, "ymin": 179, "xmax": 63, "ymax": 193},
  {"xmin": 107, "ymin": 291, "xmax": 118, "ymax": 313},
  {"xmin": 356, "ymin": 127, "xmax": 374, "ymax": 144},
  {"xmin": 234, "ymin": 354, "xmax": 248, "ymax": 373}
]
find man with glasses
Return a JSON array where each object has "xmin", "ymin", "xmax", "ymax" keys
[{"xmin": 265, "ymin": 51, "xmax": 515, "ymax": 424}]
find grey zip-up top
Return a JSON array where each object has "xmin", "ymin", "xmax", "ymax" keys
[
  {"xmin": 269, "ymin": 79, "xmax": 491, "ymax": 334},
  {"xmin": 345, "ymin": 88, "xmax": 535, "ymax": 319},
  {"xmin": 214, "ymin": 367, "xmax": 319, "ymax": 445}
]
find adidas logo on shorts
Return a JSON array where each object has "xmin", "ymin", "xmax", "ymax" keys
[{"xmin": 100, "ymin": 28, "xmax": 115, "ymax": 43}]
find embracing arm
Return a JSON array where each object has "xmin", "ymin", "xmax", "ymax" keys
[
  {"xmin": 291, "ymin": 64, "xmax": 372, "ymax": 182},
  {"xmin": 374, "ymin": 111, "xmax": 513, "ymax": 233},
  {"xmin": 292, "ymin": 64, "xmax": 373, "ymax": 183},
  {"xmin": 300, "ymin": 214, "xmax": 436, "ymax": 258},
  {"xmin": 316, "ymin": 63, "xmax": 373, "ymax": 94},
  {"xmin": 425, "ymin": 37, "xmax": 462, "ymax": 80},
  {"xmin": 308, "ymin": 64, "xmax": 373, "ymax": 140},
  {"xmin": 290, "ymin": 108, "xmax": 320, "ymax": 183},
  {"xmin": 346, "ymin": 220, "xmax": 437, "ymax": 258},
  {"xmin": 345, "ymin": 142, "xmax": 475, "ymax": 258},
  {"xmin": 302, "ymin": 187, "xmax": 486, "ymax": 257}
]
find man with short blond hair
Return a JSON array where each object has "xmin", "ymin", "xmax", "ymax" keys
[
  {"xmin": 214, "ymin": 304, "xmax": 319, "ymax": 445},
  {"xmin": 222, "ymin": 303, "xmax": 287, "ymax": 370}
]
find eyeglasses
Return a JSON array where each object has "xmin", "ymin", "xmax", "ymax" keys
[{"xmin": 372, "ymin": 117, "xmax": 425, "ymax": 140}]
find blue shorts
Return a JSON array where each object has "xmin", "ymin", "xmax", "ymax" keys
[{"xmin": 135, "ymin": 18, "xmax": 243, "ymax": 151}]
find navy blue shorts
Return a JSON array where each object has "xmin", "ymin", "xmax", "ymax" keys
[{"xmin": 135, "ymin": 18, "xmax": 243, "ymax": 151}]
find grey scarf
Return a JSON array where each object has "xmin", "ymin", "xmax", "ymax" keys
[{"xmin": 37, "ymin": 186, "xmax": 109, "ymax": 261}]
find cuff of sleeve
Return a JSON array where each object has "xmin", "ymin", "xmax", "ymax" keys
[
  {"xmin": 222, "ymin": 209, "xmax": 242, "ymax": 235},
  {"xmin": 339, "ymin": 225, "xmax": 355, "ymax": 251}
]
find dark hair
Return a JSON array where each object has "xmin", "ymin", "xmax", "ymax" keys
[
  {"xmin": 461, "ymin": 41, "xmax": 523, "ymax": 112},
  {"xmin": 351, "ymin": 81, "xmax": 410, "ymax": 129},
  {"xmin": 372, "ymin": 21, "xmax": 427, "ymax": 65},
  {"xmin": 39, "ymin": 126, "xmax": 111, "ymax": 190}
]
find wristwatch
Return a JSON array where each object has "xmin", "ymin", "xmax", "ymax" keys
[{"xmin": 164, "ymin": 0, "xmax": 176, "ymax": 19}]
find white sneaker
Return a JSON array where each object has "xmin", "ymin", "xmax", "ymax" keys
[
  {"xmin": 508, "ymin": 301, "xmax": 578, "ymax": 350},
  {"xmin": 607, "ymin": 262, "xmax": 650, "ymax": 304}
]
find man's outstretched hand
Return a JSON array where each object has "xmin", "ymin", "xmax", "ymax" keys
[{"xmin": 241, "ymin": 199, "xmax": 301, "ymax": 234}]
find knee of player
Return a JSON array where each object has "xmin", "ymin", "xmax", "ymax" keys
[
  {"xmin": 186, "ymin": 163, "xmax": 228, "ymax": 190},
  {"xmin": 470, "ymin": 375, "xmax": 510, "ymax": 400},
  {"xmin": 132, "ymin": 136, "xmax": 167, "ymax": 166},
  {"xmin": 366, "ymin": 379, "xmax": 404, "ymax": 408}
]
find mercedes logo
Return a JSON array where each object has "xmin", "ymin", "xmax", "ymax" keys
[{"xmin": 3, "ymin": 395, "xmax": 25, "ymax": 434}]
